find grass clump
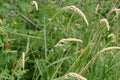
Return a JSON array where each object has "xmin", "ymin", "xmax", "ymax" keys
[{"xmin": 0, "ymin": 0, "xmax": 120, "ymax": 80}]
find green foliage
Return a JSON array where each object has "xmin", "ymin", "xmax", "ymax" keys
[{"xmin": 0, "ymin": 0, "xmax": 120, "ymax": 80}]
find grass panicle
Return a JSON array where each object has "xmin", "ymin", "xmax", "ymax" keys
[
  {"xmin": 95, "ymin": 3, "xmax": 100, "ymax": 14},
  {"xmin": 22, "ymin": 52, "xmax": 25, "ymax": 70},
  {"xmin": 31, "ymin": 0, "xmax": 38, "ymax": 11},
  {"xmin": 65, "ymin": 72, "xmax": 87, "ymax": 80},
  {"xmin": 80, "ymin": 46, "xmax": 120, "ymax": 74},
  {"xmin": 108, "ymin": 33, "xmax": 116, "ymax": 42},
  {"xmin": 100, "ymin": 18, "xmax": 110, "ymax": 31},
  {"xmin": 63, "ymin": 5, "xmax": 89, "ymax": 26},
  {"xmin": 98, "ymin": 47, "xmax": 120, "ymax": 55},
  {"xmin": 55, "ymin": 38, "xmax": 83, "ymax": 47},
  {"xmin": 109, "ymin": 8, "xmax": 120, "ymax": 17}
]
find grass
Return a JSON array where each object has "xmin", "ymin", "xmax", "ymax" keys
[{"xmin": 0, "ymin": 0, "xmax": 120, "ymax": 80}]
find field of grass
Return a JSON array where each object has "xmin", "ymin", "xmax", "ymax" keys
[{"xmin": 0, "ymin": 0, "xmax": 120, "ymax": 80}]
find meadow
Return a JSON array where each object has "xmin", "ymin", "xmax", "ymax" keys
[{"xmin": 0, "ymin": 0, "xmax": 120, "ymax": 80}]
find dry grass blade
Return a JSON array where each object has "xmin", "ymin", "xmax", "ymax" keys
[
  {"xmin": 100, "ymin": 18, "xmax": 110, "ymax": 31},
  {"xmin": 55, "ymin": 38, "xmax": 83, "ymax": 47},
  {"xmin": 65, "ymin": 72, "xmax": 87, "ymax": 80},
  {"xmin": 31, "ymin": 1, "xmax": 38, "ymax": 11},
  {"xmin": 63, "ymin": 5, "xmax": 89, "ymax": 26}
]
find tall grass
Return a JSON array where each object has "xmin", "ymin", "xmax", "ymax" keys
[{"xmin": 0, "ymin": 0, "xmax": 120, "ymax": 80}]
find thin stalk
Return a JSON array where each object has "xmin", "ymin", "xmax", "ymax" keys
[{"xmin": 44, "ymin": 15, "xmax": 48, "ymax": 61}]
